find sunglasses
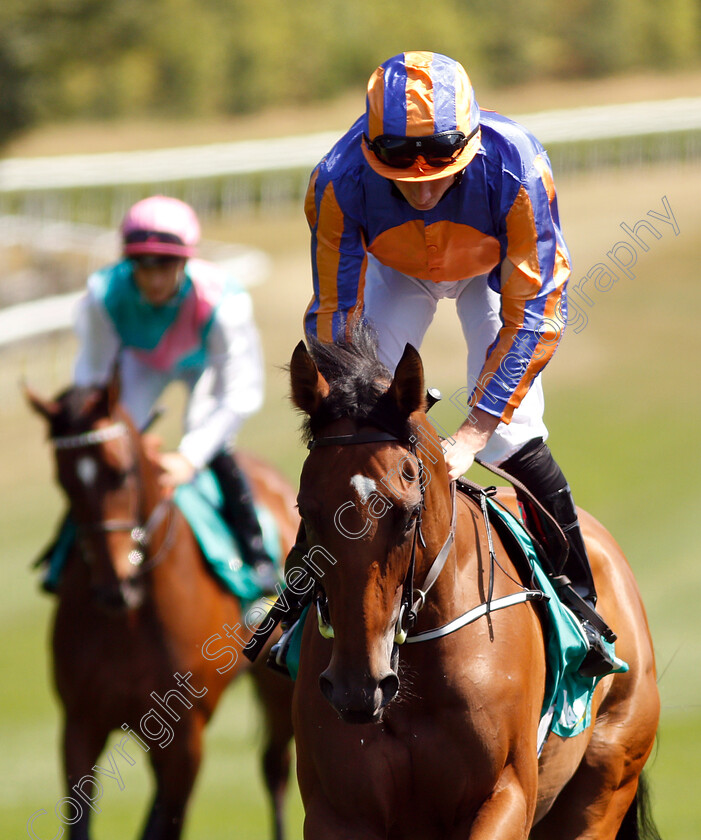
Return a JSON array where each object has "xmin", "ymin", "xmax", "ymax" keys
[
  {"xmin": 365, "ymin": 128, "xmax": 478, "ymax": 169},
  {"xmin": 131, "ymin": 255, "xmax": 183, "ymax": 269}
]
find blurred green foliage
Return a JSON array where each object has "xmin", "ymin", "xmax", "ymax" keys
[{"xmin": 1, "ymin": 0, "xmax": 700, "ymax": 147}]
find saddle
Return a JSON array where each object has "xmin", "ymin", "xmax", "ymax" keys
[
  {"xmin": 456, "ymin": 457, "xmax": 569, "ymax": 592},
  {"xmin": 458, "ymin": 460, "xmax": 616, "ymax": 646}
]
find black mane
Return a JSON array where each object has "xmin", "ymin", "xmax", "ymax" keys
[{"xmin": 299, "ymin": 321, "xmax": 413, "ymax": 442}]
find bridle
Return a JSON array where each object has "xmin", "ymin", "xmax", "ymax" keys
[
  {"xmin": 307, "ymin": 425, "xmax": 546, "ymax": 645},
  {"xmin": 51, "ymin": 420, "xmax": 176, "ymax": 577},
  {"xmin": 307, "ymin": 427, "xmax": 457, "ymax": 645}
]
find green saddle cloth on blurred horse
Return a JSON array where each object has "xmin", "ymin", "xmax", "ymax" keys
[{"xmin": 39, "ymin": 469, "xmax": 280, "ymax": 604}]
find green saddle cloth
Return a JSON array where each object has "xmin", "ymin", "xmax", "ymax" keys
[
  {"xmin": 42, "ymin": 469, "xmax": 279, "ymax": 604},
  {"xmin": 282, "ymin": 497, "xmax": 627, "ymax": 751},
  {"xmin": 485, "ymin": 498, "xmax": 628, "ymax": 749},
  {"xmin": 174, "ymin": 469, "xmax": 280, "ymax": 603}
]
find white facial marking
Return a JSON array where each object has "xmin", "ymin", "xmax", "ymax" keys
[
  {"xmin": 76, "ymin": 456, "xmax": 98, "ymax": 487},
  {"xmin": 350, "ymin": 474, "xmax": 377, "ymax": 504}
]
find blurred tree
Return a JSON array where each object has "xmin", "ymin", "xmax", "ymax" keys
[
  {"xmin": 1, "ymin": 0, "xmax": 700, "ymax": 151},
  {"xmin": 0, "ymin": 35, "xmax": 33, "ymax": 145},
  {"xmin": 0, "ymin": 1, "xmax": 36, "ymax": 146}
]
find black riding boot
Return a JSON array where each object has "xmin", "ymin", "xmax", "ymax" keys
[
  {"xmin": 209, "ymin": 451, "xmax": 279, "ymax": 591},
  {"xmin": 500, "ymin": 438, "xmax": 617, "ymax": 678}
]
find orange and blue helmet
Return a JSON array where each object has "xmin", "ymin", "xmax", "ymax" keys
[{"xmin": 362, "ymin": 51, "xmax": 481, "ymax": 182}]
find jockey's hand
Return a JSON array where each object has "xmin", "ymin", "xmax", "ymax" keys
[
  {"xmin": 442, "ymin": 438, "xmax": 478, "ymax": 481},
  {"xmin": 142, "ymin": 433, "xmax": 164, "ymax": 461},
  {"xmin": 156, "ymin": 451, "xmax": 196, "ymax": 488},
  {"xmin": 441, "ymin": 408, "xmax": 501, "ymax": 481}
]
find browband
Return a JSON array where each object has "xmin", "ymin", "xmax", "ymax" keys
[{"xmin": 308, "ymin": 431, "xmax": 402, "ymax": 449}]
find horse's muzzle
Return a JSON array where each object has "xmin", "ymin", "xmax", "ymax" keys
[{"xmin": 319, "ymin": 668, "xmax": 400, "ymax": 724}]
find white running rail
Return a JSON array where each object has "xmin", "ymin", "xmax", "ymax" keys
[
  {"xmin": 0, "ymin": 217, "xmax": 270, "ymax": 348},
  {"xmin": 1, "ymin": 98, "xmax": 700, "ymax": 192}
]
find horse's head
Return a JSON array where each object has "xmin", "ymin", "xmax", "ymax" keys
[
  {"xmin": 27, "ymin": 381, "xmax": 159, "ymax": 610},
  {"xmin": 290, "ymin": 326, "xmax": 453, "ymax": 724}
]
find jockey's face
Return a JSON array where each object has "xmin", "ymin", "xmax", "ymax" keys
[
  {"xmin": 392, "ymin": 173, "xmax": 456, "ymax": 211},
  {"xmin": 132, "ymin": 258, "xmax": 186, "ymax": 306}
]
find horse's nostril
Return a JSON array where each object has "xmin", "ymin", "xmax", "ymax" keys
[
  {"xmin": 91, "ymin": 582, "xmax": 135, "ymax": 611},
  {"xmin": 92, "ymin": 586, "xmax": 125, "ymax": 609},
  {"xmin": 319, "ymin": 672, "xmax": 334, "ymax": 703},
  {"xmin": 379, "ymin": 673, "xmax": 400, "ymax": 707}
]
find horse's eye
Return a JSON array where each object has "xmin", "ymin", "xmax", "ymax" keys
[
  {"xmin": 296, "ymin": 499, "xmax": 319, "ymax": 529},
  {"xmin": 107, "ymin": 468, "xmax": 130, "ymax": 490},
  {"xmin": 403, "ymin": 506, "xmax": 420, "ymax": 533}
]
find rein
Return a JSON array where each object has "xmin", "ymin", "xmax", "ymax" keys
[
  {"xmin": 51, "ymin": 420, "xmax": 175, "ymax": 577},
  {"xmin": 308, "ymin": 426, "xmax": 457, "ymax": 644},
  {"xmin": 308, "ymin": 424, "xmax": 548, "ymax": 645}
]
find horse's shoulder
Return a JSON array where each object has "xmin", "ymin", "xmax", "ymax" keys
[{"xmin": 577, "ymin": 507, "xmax": 629, "ymax": 573}]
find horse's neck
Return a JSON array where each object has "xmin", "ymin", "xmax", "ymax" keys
[
  {"xmin": 135, "ymin": 441, "xmax": 166, "ymax": 517},
  {"xmin": 417, "ymin": 473, "xmax": 455, "ymax": 580}
]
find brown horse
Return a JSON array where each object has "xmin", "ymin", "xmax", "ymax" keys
[
  {"xmin": 287, "ymin": 328, "xmax": 660, "ymax": 840},
  {"xmin": 27, "ymin": 382, "xmax": 297, "ymax": 840}
]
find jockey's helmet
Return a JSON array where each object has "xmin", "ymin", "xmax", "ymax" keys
[
  {"xmin": 362, "ymin": 51, "xmax": 481, "ymax": 183},
  {"xmin": 121, "ymin": 196, "xmax": 200, "ymax": 259}
]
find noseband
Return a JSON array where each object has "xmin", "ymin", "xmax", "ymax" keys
[
  {"xmin": 308, "ymin": 428, "xmax": 457, "ymax": 644},
  {"xmin": 52, "ymin": 421, "xmax": 175, "ymax": 576}
]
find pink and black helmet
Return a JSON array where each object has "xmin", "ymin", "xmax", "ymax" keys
[{"xmin": 121, "ymin": 196, "xmax": 200, "ymax": 259}]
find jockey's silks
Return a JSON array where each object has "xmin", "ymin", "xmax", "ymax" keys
[
  {"xmin": 305, "ymin": 110, "xmax": 572, "ymax": 424},
  {"xmin": 75, "ymin": 256, "xmax": 263, "ymax": 470},
  {"xmin": 88, "ymin": 258, "xmax": 234, "ymax": 372}
]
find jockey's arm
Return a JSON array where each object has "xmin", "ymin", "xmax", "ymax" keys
[
  {"xmin": 177, "ymin": 288, "xmax": 264, "ymax": 473},
  {"xmin": 442, "ymin": 408, "xmax": 501, "ymax": 481},
  {"xmin": 441, "ymin": 159, "xmax": 569, "ymax": 483},
  {"xmin": 468, "ymin": 158, "xmax": 569, "ymax": 427},
  {"xmin": 73, "ymin": 291, "xmax": 121, "ymax": 386},
  {"xmin": 156, "ymin": 451, "xmax": 196, "ymax": 488},
  {"xmin": 304, "ymin": 166, "xmax": 366, "ymax": 342}
]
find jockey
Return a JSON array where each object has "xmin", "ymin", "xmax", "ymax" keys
[
  {"xmin": 304, "ymin": 51, "xmax": 615, "ymax": 677},
  {"xmin": 41, "ymin": 195, "xmax": 278, "ymax": 592}
]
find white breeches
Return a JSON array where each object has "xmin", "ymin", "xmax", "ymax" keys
[{"xmin": 362, "ymin": 254, "xmax": 548, "ymax": 464}]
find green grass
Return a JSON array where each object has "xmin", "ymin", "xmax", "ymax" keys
[{"xmin": 2, "ymin": 160, "xmax": 701, "ymax": 838}]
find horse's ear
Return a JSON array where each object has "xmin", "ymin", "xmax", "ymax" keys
[
  {"xmin": 387, "ymin": 344, "xmax": 426, "ymax": 417},
  {"xmin": 290, "ymin": 340, "xmax": 330, "ymax": 415},
  {"xmin": 23, "ymin": 382, "xmax": 59, "ymax": 421}
]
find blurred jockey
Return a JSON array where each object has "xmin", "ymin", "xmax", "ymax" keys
[
  {"xmin": 42, "ymin": 195, "xmax": 277, "ymax": 591},
  {"xmin": 304, "ymin": 52, "xmax": 615, "ymax": 677}
]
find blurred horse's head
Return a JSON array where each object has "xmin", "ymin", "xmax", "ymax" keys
[{"xmin": 27, "ymin": 382, "xmax": 163, "ymax": 610}]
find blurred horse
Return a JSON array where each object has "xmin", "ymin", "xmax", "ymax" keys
[
  {"xmin": 288, "ymin": 327, "xmax": 660, "ymax": 840},
  {"xmin": 27, "ymin": 382, "xmax": 297, "ymax": 840}
]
